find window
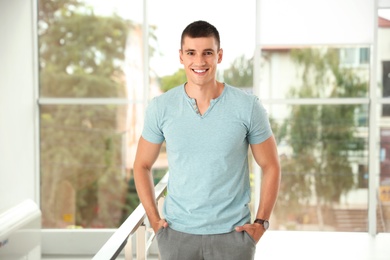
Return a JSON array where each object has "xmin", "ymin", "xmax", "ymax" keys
[
  {"xmin": 339, "ymin": 47, "xmax": 370, "ymax": 67},
  {"xmin": 38, "ymin": 0, "xmax": 155, "ymax": 254},
  {"xmin": 36, "ymin": 1, "xmax": 389, "ymax": 256}
]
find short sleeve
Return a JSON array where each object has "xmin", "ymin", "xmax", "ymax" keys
[
  {"xmin": 247, "ymin": 97, "xmax": 273, "ymax": 144},
  {"xmin": 142, "ymin": 98, "xmax": 165, "ymax": 144}
]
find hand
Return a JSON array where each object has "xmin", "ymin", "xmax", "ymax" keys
[
  {"xmin": 152, "ymin": 218, "xmax": 169, "ymax": 234},
  {"xmin": 235, "ymin": 223, "xmax": 265, "ymax": 244}
]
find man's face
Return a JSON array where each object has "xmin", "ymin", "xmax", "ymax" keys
[{"xmin": 179, "ymin": 36, "xmax": 223, "ymax": 87}]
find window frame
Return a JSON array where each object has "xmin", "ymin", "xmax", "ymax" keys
[{"xmin": 36, "ymin": 0, "xmax": 388, "ymax": 256}]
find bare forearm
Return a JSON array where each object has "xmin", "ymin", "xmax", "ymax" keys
[
  {"xmin": 235, "ymin": 163, "xmax": 280, "ymax": 243},
  {"xmin": 133, "ymin": 137, "xmax": 164, "ymax": 231},
  {"xmin": 134, "ymin": 166, "xmax": 161, "ymax": 228},
  {"xmin": 256, "ymin": 164, "xmax": 281, "ymax": 220}
]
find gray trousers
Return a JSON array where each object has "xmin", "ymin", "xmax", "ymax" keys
[{"xmin": 156, "ymin": 227, "xmax": 256, "ymax": 260}]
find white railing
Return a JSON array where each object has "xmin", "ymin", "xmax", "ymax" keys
[
  {"xmin": 0, "ymin": 200, "xmax": 41, "ymax": 259},
  {"xmin": 93, "ymin": 173, "xmax": 168, "ymax": 260}
]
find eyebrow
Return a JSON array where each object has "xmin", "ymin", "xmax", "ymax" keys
[{"xmin": 183, "ymin": 48, "xmax": 215, "ymax": 52}]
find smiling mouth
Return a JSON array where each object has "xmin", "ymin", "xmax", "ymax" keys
[{"xmin": 192, "ymin": 69, "xmax": 208, "ymax": 74}]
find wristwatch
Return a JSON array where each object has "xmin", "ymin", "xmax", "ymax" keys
[{"xmin": 254, "ymin": 218, "xmax": 269, "ymax": 230}]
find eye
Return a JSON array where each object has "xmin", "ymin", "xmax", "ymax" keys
[
  {"xmin": 186, "ymin": 51, "xmax": 194, "ymax": 56},
  {"xmin": 205, "ymin": 51, "xmax": 213, "ymax": 56}
]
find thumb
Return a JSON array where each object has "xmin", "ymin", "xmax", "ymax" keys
[{"xmin": 235, "ymin": 225, "xmax": 245, "ymax": 232}]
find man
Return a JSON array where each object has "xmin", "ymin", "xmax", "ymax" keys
[{"xmin": 134, "ymin": 20, "xmax": 280, "ymax": 260}]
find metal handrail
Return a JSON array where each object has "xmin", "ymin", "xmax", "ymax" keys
[{"xmin": 93, "ymin": 173, "xmax": 169, "ymax": 260}]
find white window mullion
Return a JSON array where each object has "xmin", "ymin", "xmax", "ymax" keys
[
  {"xmin": 368, "ymin": 0, "xmax": 379, "ymax": 236},
  {"xmin": 38, "ymin": 98, "xmax": 143, "ymax": 105}
]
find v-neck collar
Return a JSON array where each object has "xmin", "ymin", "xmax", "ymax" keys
[{"xmin": 182, "ymin": 83, "xmax": 227, "ymax": 118}]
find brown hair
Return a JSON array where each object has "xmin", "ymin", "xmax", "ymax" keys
[{"xmin": 180, "ymin": 20, "xmax": 220, "ymax": 50}]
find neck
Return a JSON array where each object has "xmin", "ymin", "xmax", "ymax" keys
[{"xmin": 185, "ymin": 81, "xmax": 224, "ymax": 102}]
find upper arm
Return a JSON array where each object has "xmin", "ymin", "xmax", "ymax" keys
[
  {"xmin": 134, "ymin": 137, "xmax": 163, "ymax": 171},
  {"xmin": 250, "ymin": 135, "xmax": 280, "ymax": 171}
]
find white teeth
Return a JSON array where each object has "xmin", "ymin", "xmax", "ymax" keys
[{"xmin": 194, "ymin": 69, "xmax": 206, "ymax": 73}]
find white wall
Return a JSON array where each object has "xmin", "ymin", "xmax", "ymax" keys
[{"xmin": 0, "ymin": 0, "xmax": 38, "ymax": 212}]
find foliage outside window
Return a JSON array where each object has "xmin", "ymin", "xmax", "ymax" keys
[
  {"xmin": 267, "ymin": 47, "xmax": 369, "ymax": 231},
  {"xmin": 39, "ymin": 0, "xmax": 386, "ymax": 233},
  {"xmin": 38, "ymin": 0, "xmax": 149, "ymax": 228}
]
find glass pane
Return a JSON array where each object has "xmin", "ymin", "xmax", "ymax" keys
[
  {"xmin": 267, "ymin": 104, "xmax": 369, "ymax": 231},
  {"xmin": 260, "ymin": 47, "xmax": 369, "ymax": 99},
  {"xmin": 40, "ymin": 104, "xmax": 168, "ymax": 228},
  {"xmin": 378, "ymin": 10, "xmax": 390, "ymax": 100},
  {"xmin": 378, "ymin": 96, "xmax": 390, "ymax": 233},
  {"xmin": 38, "ymin": 0, "xmax": 146, "ymax": 98},
  {"xmin": 377, "ymin": 9, "xmax": 390, "ymax": 234},
  {"xmin": 258, "ymin": 0, "xmax": 374, "ymax": 46}
]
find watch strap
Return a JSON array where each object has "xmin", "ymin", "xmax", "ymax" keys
[
  {"xmin": 254, "ymin": 218, "xmax": 269, "ymax": 230},
  {"xmin": 254, "ymin": 218, "xmax": 266, "ymax": 225}
]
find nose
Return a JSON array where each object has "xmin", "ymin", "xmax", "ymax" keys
[{"xmin": 194, "ymin": 54, "xmax": 206, "ymax": 66}]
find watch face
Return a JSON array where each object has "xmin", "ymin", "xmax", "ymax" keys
[{"xmin": 263, "ymin": 220, "xmax": 270, "ymax": 230}]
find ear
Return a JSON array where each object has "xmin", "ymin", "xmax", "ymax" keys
[
  {"xmin": 217, "ymin": 48, "xmax": 223, "ymax": 64},
  {"xmin": 179, "ymin": 49, "xmax": 184, "ymax": 64}
]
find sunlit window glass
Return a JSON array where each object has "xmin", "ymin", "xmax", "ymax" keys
[
  {"xmin": 38, "ymin": 0, "xmax": 159, "ymax": 229},
  {"xmin": 261, "ymin": 46, "xmax": 369, "ymax": 231}
]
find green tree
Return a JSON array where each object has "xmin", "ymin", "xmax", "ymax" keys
[
  {"xmin": 38, "ymin": 0, "xmax": 146, "ymax": 228},
  {"xmin": 275, "ymin": 48, "xmax": 367, "ymax": 228},
  {"xmin": 160, "ymin": 69, "xmax": 187, "ymax": 92},
  {"xmin": 223, "ymin": 55, "xmax": 253, "ymax": 88}
]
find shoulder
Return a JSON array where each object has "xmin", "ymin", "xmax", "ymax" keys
[
  {"xmin": 147, "ymin": 84, "xmax": 183, "ymax": 108},
  {"xmin": 155, "ymin": 84, "xmax": 184, "ymax": 102},
  {"xmin": 224, "ymin": 84, "xmax": 259, "ymax": 104},
  {"xmin": 225, "ymin": 83, "xmax": 255, "ymax": 96}
]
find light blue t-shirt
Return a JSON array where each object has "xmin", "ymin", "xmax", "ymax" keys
[{"xmin": 142, "ymin": 83, "xmax": 272, "ymax": 235}]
